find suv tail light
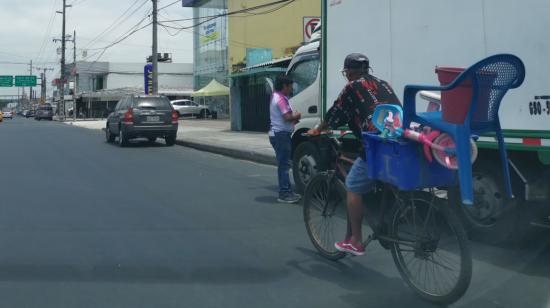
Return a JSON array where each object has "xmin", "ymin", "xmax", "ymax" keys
[
  {"xmin": 171, "ymin": 110, "xmax": 178, "ymax": 124},
  {"xmin": 122, "ymin": 107, "xmax": 134, "ymax": 124}
]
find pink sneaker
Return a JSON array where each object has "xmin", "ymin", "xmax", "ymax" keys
[{"xmin": 335, "ymin": 239, "xmax": 365, "ymax": 256}]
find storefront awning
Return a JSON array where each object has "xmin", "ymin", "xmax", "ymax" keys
[{"xmin": 191, "ymin": 79, "xmax": 229, "ymax": 97}]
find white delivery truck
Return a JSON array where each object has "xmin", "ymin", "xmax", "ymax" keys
[{"xmin": 285, "ymin": 0, "xmax": 550, "ymax": 242}]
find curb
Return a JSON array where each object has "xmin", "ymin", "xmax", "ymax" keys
[
  {"xmin": 175, "ymin": 139, "xmax": 277, "ymax": 166},
  {"xmin": 59, "ymin": 120, "xmax": 277, "ymax": 166}
]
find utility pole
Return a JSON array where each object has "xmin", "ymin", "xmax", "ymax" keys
[
  {"xmin": 60, "ymin": 0, "xmax": 66, "ymax": 120},
  {"xmin": 152, "ymin": 0, "xmax": 158, "ymax": 95},
  {"xmin": 73, "ymin": 29, "xmax": 77, "ymax": 121},
  {"xmin": 35, "ymin": 67, "xmax": 54, "ymax": 104},
  {"xmin": 29, "ymin": 60, "xmax": 33, "ymax": 107},
  {"xmin": 57, "ymin": 0, "xmax": 71, "ymax": 120}
]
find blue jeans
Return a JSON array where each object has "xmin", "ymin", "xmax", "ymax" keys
[
  {"xmin": 345, "ymin": 158, "xmax": 375, "ymax": 194},
  {"xmin": 269, "ymin": 132, "xmax": 292, "ymax": 196}
]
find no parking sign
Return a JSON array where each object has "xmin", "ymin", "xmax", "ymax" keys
[{"xmin": 303, "ymin": 17, "xmax": 321, "ymax": 42}]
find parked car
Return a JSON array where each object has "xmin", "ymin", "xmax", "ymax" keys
[
  {"xmin": 2, "ymin": 110, "xmax": 13, "ymax": 119},
  {"xmin": 170, "ymin": 99, "xmax": 211, "ymax": 118},
  {"xmin": 23, "ymin": 110, "xmax": 35, "ymax": 118},
  {"xmin": 0, "ymin": 111, "xmax": 3, "ymax": 122},
  {"xmin": 105, "ymin": 95, "xmax": 178, "ymax": 147},
  {"xmin": 35, "ymin": 104, "xmax": 54, "ymax": 121}
]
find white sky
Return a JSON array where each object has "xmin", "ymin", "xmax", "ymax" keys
[{"xmin": 0, "ymin": 0, "xmax": 194, "ymax": 97}]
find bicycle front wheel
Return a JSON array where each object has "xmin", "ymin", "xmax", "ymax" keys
[
  {"xmin": 390, "ymin": 192, "xmax": 472, "ymax": 304},
  {"xmin": 303, "ymin": 172, "xmax": 348, "ymax": 261}
]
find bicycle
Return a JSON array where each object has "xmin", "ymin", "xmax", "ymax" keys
[{"xmin": 303, "ymin": 132, "xmax": 472, "ymax": 304}]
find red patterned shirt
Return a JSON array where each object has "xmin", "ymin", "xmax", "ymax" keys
[{"xmin": 326, "ymin": 74, "xmax": 401, "ymax": 141}]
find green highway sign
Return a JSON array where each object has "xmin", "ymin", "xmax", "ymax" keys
[
  {"xmin": 0, "ymin": 75, "xmax": 13, "ymax": 87},
  {"xmin": 15, "ymin": 75, "xmax": 37, "ymax": 87}
]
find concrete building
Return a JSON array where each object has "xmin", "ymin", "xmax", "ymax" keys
[
  {"xmin": 75, "ymin": 61, "xmax": 193, "ymax": 93},
  {"xmin": 53, "ymin": 61, "xmax": 193, "ymax": 118}
]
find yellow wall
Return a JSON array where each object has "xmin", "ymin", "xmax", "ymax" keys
[{"xmin": 228, "ymin": 0, "xmax": 320, "ymax": 72}]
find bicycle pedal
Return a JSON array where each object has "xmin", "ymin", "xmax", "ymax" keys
[{"xmin": 362, "ymin": 234, "xmax": 375, "ymax": 247}]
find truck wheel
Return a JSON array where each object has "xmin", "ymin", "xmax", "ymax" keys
[
  {"xmin": 449, "ymin": 162, "xmax": 522, "ymax": 245},
  {"xmin": 293, "ymin": 141, "xmax": 323, "ymax": 194}
]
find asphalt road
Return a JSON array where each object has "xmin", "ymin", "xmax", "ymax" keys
[{"xmin": 0, "ymin": 117, "xmax": 549, "ymax": 308}]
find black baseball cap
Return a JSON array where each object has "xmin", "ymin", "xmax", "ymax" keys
[{"xmin": 344, "ymin": 53, "xmax": 370, "ymax": 70}]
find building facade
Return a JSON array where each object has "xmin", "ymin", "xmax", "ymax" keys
[
  {"xmin": 228, "ymin": 0, "xmax": 320, "ymax": 72},
  {"xmin": 183, "ymin": 0, "xmax": 229, "ymax": 90},
  {"xmin": 183, "ymin": 0, "xmax": 320, "ymax": 128},
  {"xmin": 55, "ymin": 61, "xmax": 193, "ymax": 118}
]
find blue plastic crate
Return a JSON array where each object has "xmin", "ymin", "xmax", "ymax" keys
[{"xmin": 362, "ymin": 132, "xmax": 457, "ymax": 191}]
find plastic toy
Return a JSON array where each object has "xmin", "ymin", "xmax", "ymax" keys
[{"xmin": 373, "ymin": 104, "xmax": 477, "ymax": 169}]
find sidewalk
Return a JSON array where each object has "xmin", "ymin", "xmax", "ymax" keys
[
  {"xmin": 175, "ymin": 119, "xmax": 276, "ymax": 165},
  {"xmin": 63, "ymin": 118, "xmax": 277, "ymax": 165}
]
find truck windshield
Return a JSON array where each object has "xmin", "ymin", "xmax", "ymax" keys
[{"xmin": 288, "ymin": 57, "xmax": 319, "ymax": 96}]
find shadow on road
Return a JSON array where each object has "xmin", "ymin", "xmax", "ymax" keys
[
  {"xmin": 470, "ymin": 228, "xmax": 550, "ymax": 279},
  {"xmin": 255, "ymin": 196, "xmax": 279, "ymax": 204},
  {"xmin": 287, "ymin": 247, "xmax": 442, "ymax": 308},
  {"xmin": 105, "ymin": 138, "xmax": 170, "ymax": 148},
  {"xmin": 0, "ymin": 264, "xmax": 290, "ymax": 285}
]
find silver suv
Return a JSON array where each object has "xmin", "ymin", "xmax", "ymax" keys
[
  {"xmin": 35, "ymin": 104, "xmax": 54, "ymax": 120},
  {"xmin": 105, "ymin": 95, "xmax": 179, "ymax": 147},
  {"xmin": 170, "ymin": 99, "xmax": 212, "ymax": 118}
]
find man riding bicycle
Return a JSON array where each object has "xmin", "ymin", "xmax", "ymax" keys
[{"xmin": 307, "ymin": 53, "xmax": 401, "ymax": 256}]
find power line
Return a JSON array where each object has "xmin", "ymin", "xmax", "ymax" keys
[
  {"xmin": 35, "ymin": 0, "xmax": 59, "ymax": 66},
  {"xmin": 0, "ymin": 61, "xmax": 31, "ymax": 65},
  {"xmin": 157, "ymin": 0, "xmax": 295, "ymax": 42},
  {"xmin": 85, "ymin": 14, "xmax": 152, "ymax": 51},
  {"xmin": 158, "ymin": 0, "xmax": 180, "ymax": 11},
  {"xmin": 156, "ymin": 9, "xmax": 267, "ymax": 49},
  {"xmin": 78, "ymin": 21, "xmax": 152, "ymax": 73},
  {"xmin": 101, "ymin": 22, "xmax": 152, "ymax": 50},
  {"xmin": 83, "ymin": 0, "xmax": 148, "ymax": 50},
  {"xmin": 159, "ymin": 0, "xmax": 295, "ymax": 23}
]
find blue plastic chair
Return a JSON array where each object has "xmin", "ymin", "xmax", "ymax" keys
[{"xmin": 402, "ymin": 54, "xmax": 526, "ymax": 205}]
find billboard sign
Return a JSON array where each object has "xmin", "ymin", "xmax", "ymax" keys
[
  {"xmin": 200, "ymin": 21, "xmax": 220, "ymax": 45},
  {"xmin": 144, "ymin": 64, "xmax": 153, "ymax": 95}
]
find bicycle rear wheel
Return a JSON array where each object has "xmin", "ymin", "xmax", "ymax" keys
[
  {"xmin": 303, "ymin": 172, "xmax": 348, "ymax": 261},
  {"xmin": 390, "ymin": 191, "xmax": 472, "ymax": 304}
]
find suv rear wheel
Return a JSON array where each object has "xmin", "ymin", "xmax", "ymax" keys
[
  {"xmin": 105, "ymin": 125, "xmax": 115, "ymax": 143},
  {"xmin": 165, "ymin": 134, "xmax": 176, "ymax": 146},
  {"xmin": 118, "ymin": 127, "xmax": 129, "ymax": 147}
]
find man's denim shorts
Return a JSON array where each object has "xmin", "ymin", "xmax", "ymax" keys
[{"xmin": 345, "ymin": 158, "xmax": 374, "ymax": 194}]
